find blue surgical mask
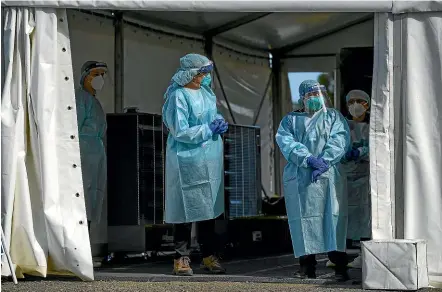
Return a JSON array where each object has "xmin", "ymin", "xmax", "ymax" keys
[
  {"xmin": 201, "ymin": 74, "xmax": 211, "ymax": 87},
  {"xmin": 307, "ymin": 97, "xmax": 323, "ymax": 112}
]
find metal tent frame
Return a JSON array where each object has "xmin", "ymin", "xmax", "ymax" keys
[{"xmin": 73, "ymin": 9, "xmax": 374, "ymax": 196}]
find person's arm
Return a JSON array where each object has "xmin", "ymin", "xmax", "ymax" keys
[
  {"xmin": 75, "ymin": 91, "xmax": 89, "ymax": 132},
  {"xmin": 321, "ymin": 111, "xmax": 351, "ymax": 166},
  {"xmin": 357, "ymin": 144, "xmax": 369, "ymax": 159},
  {"xmin": 164, "ymin": 90, "xmax": 213, "ymax": 144},
  {"xmin": 275, "ymin": 115, "xmax": 312, "ymax": 168}
]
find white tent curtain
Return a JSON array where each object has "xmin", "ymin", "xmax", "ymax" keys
[
  {"xmin": 371, "ymin": 12, "xmax": 442, "ymax": 286},
  {"xmin": 370, "ymin": 13, "xmax": 395, "ymax": 241},
  {"xmin": 1, "ymin": 7, "xmax": 93, "ymax": 281}
]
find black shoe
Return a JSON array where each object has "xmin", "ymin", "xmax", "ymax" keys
[
  {"xmin": 334, "ymin": 270, "xmax": 350, "ymax": 282},
  {"xmin": 294, "ymin": 270, "xmax": 317, "ymax": 279}
]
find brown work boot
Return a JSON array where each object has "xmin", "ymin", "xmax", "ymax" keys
[
  {"xmin": 200, "ymin": 255, "xmax": 226, "ymax": 274},
  {"xmin": 173, "ymin": 256, "xmax": 193, "ymax": 276}
]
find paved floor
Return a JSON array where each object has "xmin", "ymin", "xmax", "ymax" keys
[
  {"xmin": 2, "ymin": 252, "xmax": 370, "ymax": 292},
  {"xmin": 0, "ymin": 280, "xmax": 399, "ymax": 292},
  {"xmin": 2, "ymin": 252, "xmax": 439, "ymax": 291},
  {"xmin": 94, "ymin": 253, "xmax": 355, "ymax": 284}
]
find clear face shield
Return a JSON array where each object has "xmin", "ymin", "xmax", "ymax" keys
[
  {"xmin": 189, "ymin": 61, "xmax": 214, "ymax": 75},
  {"xmin": 303, "ymin": 85, "xmax": 332, "ymax": 115},
  {"xmin": 189, "ymin": 61, "xmax": 214, "ymax": 87}
]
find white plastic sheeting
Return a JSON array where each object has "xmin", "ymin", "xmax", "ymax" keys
[
  {"xmin": 397, "ymin": 12, "xmax": 442, "ymax": 286},
  {"xmin": 0, "ymin": 0, "xmax": 395, "ymax": 12},
  {"xmin": 370, "ymin": 13, "xmax": 395, "ymax": 241},
  {"xmin": 67, "ymin": 10, "xmax": 115, "ymax": 254},
  {"xmin": 1, "ymin": 7, "xmax": 93, "ymax": 281},
  {"xmin": 371, "ymin": 12, "xmax": 442, "ymax": 286},
  {"xmin": 5, "ymin": 0, "xmax": 440, "ymax": 14}
]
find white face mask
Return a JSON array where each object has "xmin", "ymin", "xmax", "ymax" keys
[
  {"xmin": 348, "ymin": 103, "xmax": 367, "ymax": 118},
  {"xmin": 91, "ymin": 75, "xmax": 105, "ymax": 91}
]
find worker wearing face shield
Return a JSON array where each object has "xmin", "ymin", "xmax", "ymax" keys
[
  {"xmin": 76, "ymin": 61, "xmax": 108, "ymax": 232},
  {"xmin": 275, "ymin": 80, "xmax": 351, "ymax": 281},
  {"xmin": 162, "ymin": 54, "xmax": 228, "ymax": 276}
]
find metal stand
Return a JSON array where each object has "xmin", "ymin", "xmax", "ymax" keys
[{"xmin": 1, "ymin": 226, "xmax": 18, "ymax": 284}]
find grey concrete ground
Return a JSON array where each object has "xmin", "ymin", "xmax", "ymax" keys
[
  {"xmin": 2, "ymin": 253, "xmax": 438, "ymax": 291},
  {"xmin": 0, "ymin": 280, "xmax": 393, "ymax": 292}
]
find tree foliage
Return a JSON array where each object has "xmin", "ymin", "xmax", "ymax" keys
[{"xmin": 317, "ymin": 73, "xmax": 335, "ymax": 106}]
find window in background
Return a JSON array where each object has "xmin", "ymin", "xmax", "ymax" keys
[{"xmin": 288, "ymin": 72, "xmax": 335, "ymax": 110}]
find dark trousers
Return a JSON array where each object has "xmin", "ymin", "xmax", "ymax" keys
[
  {"xmin": 347, "ymin": 237, "xmax": 371, "ymax": 249},
  {"xmin": 299, "ymin": 251, "xmax": 349, "ymax": 274},
  {"xmin": 174, "ymin": 218, "xmax": 218, "ymax": 259}
]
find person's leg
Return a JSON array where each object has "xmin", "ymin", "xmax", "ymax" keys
[
  {"xmin": 349, "ymin": 237, "xmax": 370, "ymax": 268},
  {"xmin": 197, "ymin": 218, "xmax": 226, "ymax": 274},
  {"xmin": 173, "ymin": 223, "xmax": 193, "ymax": 276},
  {"xmin": 328, "ymin": 251, "xmax": 350, "ymax": 281},
  {"xmin": 295, "ymin": 254, "xmax": 317, "ymax": 279},
  {"xmin": 196, "ymin": 218, "xmax": 216, "ymax": 258}
]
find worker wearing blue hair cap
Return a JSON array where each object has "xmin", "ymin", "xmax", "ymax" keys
[
  {"xmin": 162, "ymin": 54, "xmax": 228, "ymax": 276},
  {"xmin": 76, "ymin": 61, "xmax": 108, "ymax": 233},
  {"xmin": 276, "ymin": 80, "xmax": 351, "ymax": 281}
]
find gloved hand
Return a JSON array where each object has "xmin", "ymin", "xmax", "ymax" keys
[
  {"xmin": 307, "ymin": 157, "xmax": 329, "ymax": 183},
  {"xmin": 345, "ymin": 148, "xmax": 360, "ymax": 161},
  {"xmin": 218, "ymin": 120, "xmax": 229, "ymax": 134},
  {"xmin": 307, "ymin": 156, "xmax": 328, "ymax": 170},
  {"xmin": 312, "ymin": 168, "xmax": 328, "ymax": 183},
  {"xmin": 209, "ymin": 119, "xmax": 226, "ymax": 135}
]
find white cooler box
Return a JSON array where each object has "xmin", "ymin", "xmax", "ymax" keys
[{"xmin": 362, "ymin": 239, "xmax": 429, "ymax": 290}]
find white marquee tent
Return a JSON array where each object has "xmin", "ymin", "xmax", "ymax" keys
[{"xmin": 1, "ymin": 0, "xmax": 441, "ymax": 287}]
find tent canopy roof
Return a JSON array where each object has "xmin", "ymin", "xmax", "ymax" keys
[
  {"xmin": 3, "ymin": 1, "xmax": 441, "ymax": 55},
  {"xmin": 126, "ymin": 11, "xmax": 373, "ymax": 52},
  {"xmin": 2, "ymin": 0, "xmax": 442, "ymax": 13}
]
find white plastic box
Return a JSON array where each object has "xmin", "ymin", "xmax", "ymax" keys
[{"xmin": 362, "ymin": 239, "xmax": 429, "ymax": 290}]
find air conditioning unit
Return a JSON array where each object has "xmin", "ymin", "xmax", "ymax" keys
[{"xmin": 223, "ymin": 124, "xmax": 262, "ymax": 219}]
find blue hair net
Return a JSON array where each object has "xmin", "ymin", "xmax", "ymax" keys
[
  {"xmin": 346, "ymin": 89, "xmax": 371, "ymax": 106},
  {"xmin": 299, "ymin": 79, "xmax": 321, "ymax": 97},
  {"xmin": 297, "ymin": 79, "xmax": 321, "ymax": 104},
  {"xmin": 171, "ymin": 54, "xmax": 212, "ymax": 86}
]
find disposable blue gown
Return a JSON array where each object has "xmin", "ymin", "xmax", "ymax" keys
[
  {"xmin": 162, "ymin": 84, "xmax": 224, "ymax": 224},
  {"xmin": 276, "ymin": 109, "xmax": 350, "ymax": 257},
  {"xmin": 342, "ymin": 120, "xmax": 371, "ymax": 240},
  {"xmin": 76, "ymin": 89, "xmax": 107, "ymax": 224}
]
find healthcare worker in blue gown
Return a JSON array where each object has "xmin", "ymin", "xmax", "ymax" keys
[
  {"xmin": 76, "ymin": 61, "xmax": 108, "ymax": 234},
  {"xmin": 343, "ymin": 90, "xmax": 372, "ymax": 268},
  {"xmin": 276, "ymin": 80, "xmax": 351, "ymax": 281},
  {"xmin": 163, "ymin": 54, "xmax": 228, "ymax": 276}
]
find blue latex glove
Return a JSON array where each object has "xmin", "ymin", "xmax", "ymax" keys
[
  {"xmin": 308, "ymin": 157, "xmax": 329, "ymax": 183},
  {"xmin": 307, "ymin": 156, "xmax": 328, "ymax": 170},
  {"xmin": 312, "ymin": 168, "xmax": 328, "ymax": 183},
  {"xmin": 345, "ymin": 148, "xmax": 360, "ymax": 161},
  {"xmin": 312, "ymin": 164, "xmax": 330, "ymax": 182},
  {"xmin": 209, "ymin": 119, "xmax": 225, "ymax": 135},
  {"xmin": 219, "ymin": 120, "xmax": 229, "ymax": 134}
]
